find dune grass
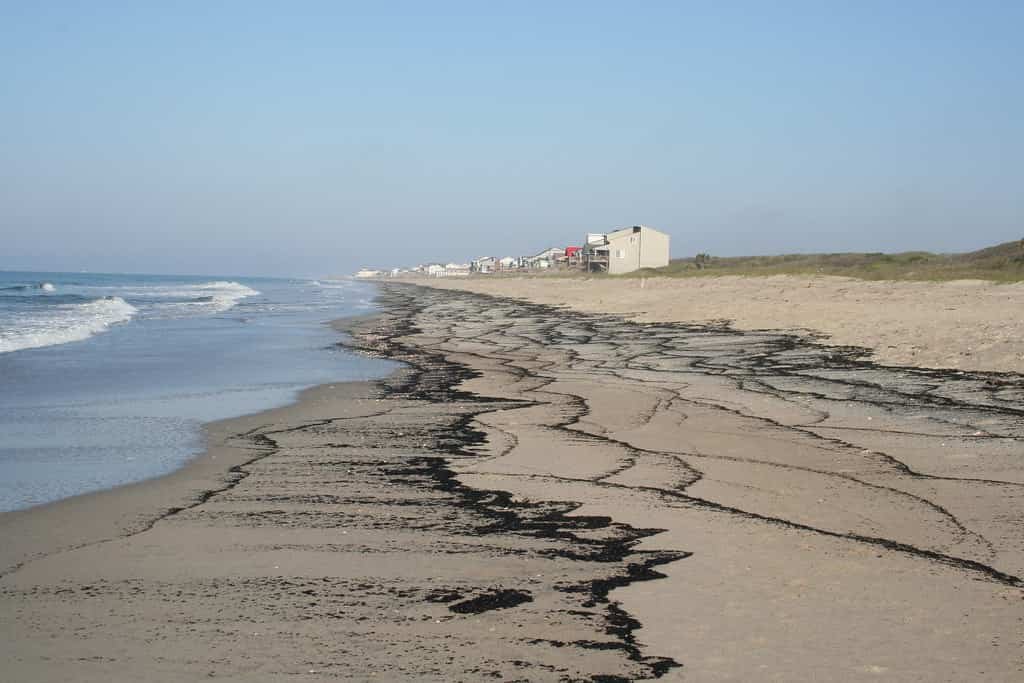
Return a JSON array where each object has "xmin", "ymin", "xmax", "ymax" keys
[{"xmin": 632, "ymin": 240, "xmax": 1024, "ymax": 283}]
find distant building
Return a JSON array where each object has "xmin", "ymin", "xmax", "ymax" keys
[
  {"xmin": 472, "ymin": 256, "xmax": 498, "ymax": 273},
  {"xmin": 524, "ymin": 247, "xmax": 565, "ymax": 270},
  {"xmin": 498, "ymin": 256, "xmax": 519, "ymax": 270},
  {"xmin": 583, "ymin": 226, "xmax": 670, "ymax": 274},
  {"xmin": 355, "ymin": 268, "xmax": 383, "ymax": 278}
]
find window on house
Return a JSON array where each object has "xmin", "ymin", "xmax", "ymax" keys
[{"xmin": 615, "ymin": 249, "xmax": 624, "ymax": 259}]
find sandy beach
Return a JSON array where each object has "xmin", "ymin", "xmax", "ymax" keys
[
  {"xmin": 416, "ymin": 275, "xmax": 1024, "ymax": 375},
  {"xmin": 2, "ymin": 282, "xmax": 1023, "ymax": 680}
]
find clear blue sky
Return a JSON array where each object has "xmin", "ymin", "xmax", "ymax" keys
[{"xmin": 2, "ymin": 1, "xmax": 1021, "ymax": 277}]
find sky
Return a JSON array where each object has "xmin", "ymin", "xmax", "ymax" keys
[{"xmin": 1, "ymin": 1, "xmax": 1021, "ymax": 277}]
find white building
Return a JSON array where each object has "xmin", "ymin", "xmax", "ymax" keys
[
  {"xmin": 525, "ymin": 247, "xmax": 565, "ymax": 270},
  {"xmin": 583, "ymin": 226, "xmax": 670, "ymax": 275},
  {"xmin": 472, "ymin": 256, "xmax": 498, "ymax": 273},
  {"xmin": 355, "ymin": 268, "xmax": 383, "ymax": 278}
]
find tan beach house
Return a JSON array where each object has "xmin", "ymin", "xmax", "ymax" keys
[{"xmin": 583, "ymin": 225, "xmax": 670, "ymax": 274}]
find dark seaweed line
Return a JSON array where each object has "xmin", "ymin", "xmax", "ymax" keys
[
  {"xmin": 350, "ymin": 287, "xmax": 690, "ymax": 680},
  {"xmin": 378, "ymin": 283, "xmax": 1024, "ymax": 589},
  {"xmin": 461, "ymin": 339, "xmax": 989, "ymax": 552},
  {"xmin": 422, "ymin": 290, "xmax": 1006, "ymax": 576}
]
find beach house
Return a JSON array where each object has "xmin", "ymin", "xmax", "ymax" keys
[
  {"xmin": 525, "ymin": 247, "xmax": 565, "ymax": 270},
  {"xmin": 583, "ymin": 226, "xmax": 670, "ymax": 274},
  {"xmin": 471, "ymin": 256, "xmax": 498, "ymax": 273},
  {"xmin": 355, "ymin": 268, "xmax": 383, "ymax": 278}
]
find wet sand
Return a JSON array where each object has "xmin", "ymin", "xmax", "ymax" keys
[{"xmin": 2, "ymin": 283, "xmax": 1023, "ymax": 680}]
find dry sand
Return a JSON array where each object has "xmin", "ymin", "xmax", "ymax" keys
[
  {"xmin": 415, "ymin": 275, "xmax": 1024, "ymax": 374},
  {"xmin": 2, "ymin": 283, "xmax": 1022, "ymax": 681}
]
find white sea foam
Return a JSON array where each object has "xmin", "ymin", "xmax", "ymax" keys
[
  {"xmin": 39, "ymin": 282, "xmax": 56, "ymax": 292},
  {"xmin": 0, "ymin": 297, "xmax": 138, "ymax": 354},
  {"xmin": 98, "ymin": 280, "xmax": 261, "ymax": 318},
  {"xmin": 313, "ymin": 279, "xmax": 354, "ymax": 290},
  {"xmin": 181, "ymin": 281, "xmax": 261, "ymax": 313}
]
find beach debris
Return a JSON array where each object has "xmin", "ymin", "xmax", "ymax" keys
[
  {"xmin": 425, "ymin": 589, "xmax": 464, "ymax": 603},
  {"xmin": 447, "ymin": 589, "xmax": 534, "ymax": 614}
]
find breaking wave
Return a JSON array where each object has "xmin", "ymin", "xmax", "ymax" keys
[
  {"xmin": 0, "ymin": 296, "xmax": 137, "ymax": 354},
  {"xmin": 147, "ymin": 281, "xmax": 261, "ymax": 317},
  {"xmin": 76, "ymin": 280, "xmax": 261, "ymax": 318}
]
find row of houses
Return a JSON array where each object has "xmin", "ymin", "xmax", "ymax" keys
[
  {"xmin": 469, "ymin": 247, "xmax": 578, "ymax": 273},
  {"xmin": 355, "ymin": 263, "xmax": 470, "ymax": 279},
  {"xmin": 355, "ymin": 225, "xmax": 670, "ymax": 278}
]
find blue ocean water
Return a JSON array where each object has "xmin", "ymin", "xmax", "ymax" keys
[{"xmin": 0, "ymin": 271, "xmax": 393, "ymax": 512}]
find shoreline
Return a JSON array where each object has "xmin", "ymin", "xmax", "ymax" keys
[
  {"xmin": 0, "ymin": 315, "xmax": 395, "ymax": 573},
  {"xmin": 0, "ymin": 369, "xmax": 396, "ymax": 577},
  {"xmin": 0, "ymin": 274, "xmax": 385, "ymax": 516},
  {"xmin": 0, "ymin": 302, "xmax": 683, "ymax": 680},
  {"xmin": 3, "ymin": 283, "xmax": 1022, "ymax": 680}
]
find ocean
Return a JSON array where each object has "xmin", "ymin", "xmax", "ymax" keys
[{"xmin": 0, "ymin": 271, "xmax": 394, "ymax": 512}]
